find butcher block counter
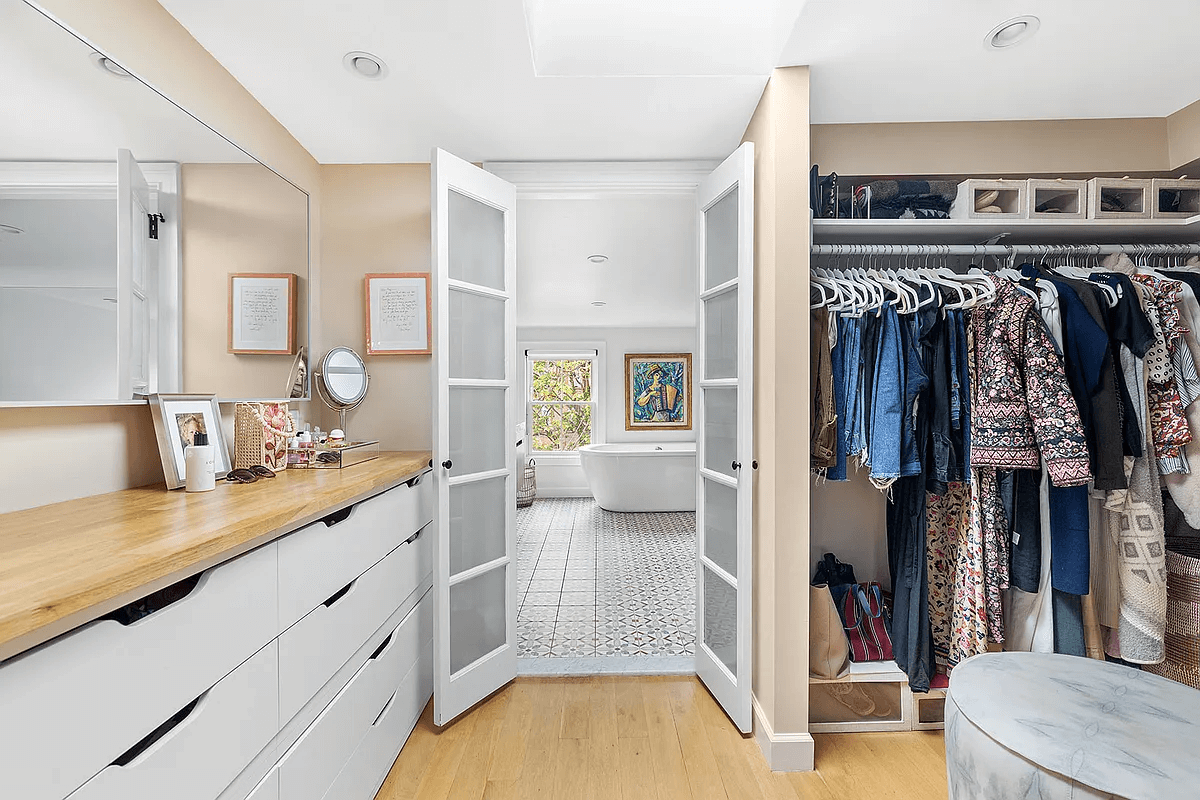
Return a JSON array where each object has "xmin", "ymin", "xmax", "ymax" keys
[{"xmin": 0, "ymin": 450, "xmax": 432, "ymax": 662}]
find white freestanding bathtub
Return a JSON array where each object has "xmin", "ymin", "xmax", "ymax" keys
[{"xmin": 578, "ymin": 442, "xmax": 697, "ymax": 512}]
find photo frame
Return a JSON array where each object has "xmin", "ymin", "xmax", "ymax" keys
[
  {"xmin": 364, "ymin": 273, "xmax": 432, "ymax": 355},
  {"xmin": 625, "ymin": 353, "xmax": 692, "ymax": 431},
  {"xmin": 148, "ymin": 394, "xmax": 231, "ymax": 489},
  {"xmin": 228, "ymin": 273, "xmax": 297, "ymax": 354}
]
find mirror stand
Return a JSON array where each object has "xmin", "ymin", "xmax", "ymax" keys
[{"xmin": 313, "ymin": 347, "xmax": 370, "ymax": 440}]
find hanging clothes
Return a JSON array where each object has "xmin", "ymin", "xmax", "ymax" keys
[{"xmin": 811, "ymin": 306, "xmax": 837, "ymax": 472}]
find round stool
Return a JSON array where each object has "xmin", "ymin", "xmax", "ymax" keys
[{"xmin": 946, "ymin": 652, "xmax": 1200, "ymax": 799}]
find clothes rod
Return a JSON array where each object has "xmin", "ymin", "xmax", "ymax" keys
[{"xmin": 812, "ymin": 243, "xmax": 1200, "ymax": 256}]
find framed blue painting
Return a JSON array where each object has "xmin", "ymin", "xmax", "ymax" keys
[{"xmin": 624, "ymin": 353, "xmax": 692, "ymax": 430}]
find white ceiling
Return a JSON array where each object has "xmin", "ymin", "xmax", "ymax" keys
[
  {"xmin": 515, "ymin": 195, "xmax": 696, "ymax": 329},
  {"xmin": 782, "ymin": 0, "xmax": 1200, "ymax": 125},
  {"xmin": 157, "ymin": 0, "xmax": 804, "ymax": 163},
  {"xmin": 0, "ymin": 0, "xmax": 250, "ymax": 163},
  {"xmin": 156, "ymin": 0, "xmax": 1200, "ymax": 164}
]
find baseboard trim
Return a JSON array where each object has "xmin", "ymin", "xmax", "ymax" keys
[
  {"xmin": 752, "ymin": 694, "xmax": 815, "ymax": 772},
  {"xmin": 534, "ymin": 488, "xmax": 592, "ymax": 498}
]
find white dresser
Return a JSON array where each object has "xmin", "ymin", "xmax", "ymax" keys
[{"xmin": 0, "ymin": 460, "xmax": 434, "ymax": 800}]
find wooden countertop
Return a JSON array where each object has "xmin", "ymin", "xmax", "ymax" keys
[{"xmin": 0, "ymin": 451, "xmax": 432, "ymax": 662}]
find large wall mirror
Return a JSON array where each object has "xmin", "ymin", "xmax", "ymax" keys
[{"xmin": 0, "ymin": 0, "xmax": 309, "ymax": 404}]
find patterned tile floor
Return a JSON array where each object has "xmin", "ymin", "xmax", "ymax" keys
[{"xmin": 517, "ymin": 497, "xmax": 697, "ymax": 659}]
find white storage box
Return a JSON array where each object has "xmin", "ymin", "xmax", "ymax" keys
[
  {"xmin": 1026, "ymin": 179, "xmax": 1087, "ymax": 219},
  {"xmin": 951, "ymin": 179, "xmax": 1026, "ymax": 219},
  {"xmin": 1087, "ymin": 177, "xmax": 1151, "ymax": 219},
  {"xmin": 1152, "ymin": 178, "xmax": 1200, "ymax": 218}
]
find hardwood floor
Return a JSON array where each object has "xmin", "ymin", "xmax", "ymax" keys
[{"xmin": 375, "ymin": 676, "xmax": 948, "ymax": 800}]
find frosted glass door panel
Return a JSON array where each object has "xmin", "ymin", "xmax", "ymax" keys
[
  {"xmin": 449, "ymin": 289, "xmax": 504, "ymax": 380},
  {"xmin": 703, "ymin": 388, "xmax": 737, "ymax": 478},
  {"xmin": 702, "ymin": 566, "xmax": 737, "ymax": 675},
  {"xmin": 449, "ymin": 566, "xmax": 507, "ymax": 674},
  {"xmin": 704, "ymin": 187, "xmax": 738, "ymax": 290},
  {"xmin": 704, "ymin": 288, "xmax": 738, "ymax": 379},
  {"xmin": 703, "ymin": 478, "xmax": 737, "ymax": 576},
  {"xmin": 449, "ymin": 388, "xmax": 506, "ymax": 474},
  {"xmin": 448, "ymin": 189, "xmax": 505, "ymax": 291},
  {"xmin": 450, "ymin": 476, "xmax": 507, "ymax": 574}
]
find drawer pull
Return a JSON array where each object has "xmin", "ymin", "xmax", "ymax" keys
[
  {"xmin": 406, "ymin": 473, "xmax": 423, "ymax": 488},
  {"xmin": 403, "ymin": 526, "xmax": 425, "ymax": 546},
  {"xmin": 372, "ymin": 691, "xmax": 398, "ymax": 727},
  {"xmin": 321, "ymin": 505, "xmax": 354, "ymax": 527},
  {"xmin": 102, "ymin": 572, "xmax": 203, "ymax": 626},
  {"xmin": 112, "ymin": 692, "xmax": 206, "ymax": 767},
  {"xmin": 322, "ymin": 580, "xmax": 355, "ymax": 608},
  {"xmin": 369, "ymin": 631, "xmax": 395, "ymax": 661}
]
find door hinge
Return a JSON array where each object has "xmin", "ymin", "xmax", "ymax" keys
[{"xmin": 147, "ymin": 212, "xmax": 165, "ymax": 240}]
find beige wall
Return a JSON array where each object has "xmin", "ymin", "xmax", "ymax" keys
[
  {"xmin": 742, "ymin": 65, "xmax": 811, "ymax": 739},
  {"xmin": 1168, "ymin": 98, "xmax": 1200, "ymax": 171},
  {"xmin": 318, "ymin": 165, "xmax": 432, "ymax": 450},
  {"xmin": 181, "ymin": 163, "xmax": 309, "ymax": 399},
  {"xmin": 812, "ymin": 117, "xmax": 1172, "ymax": 177},
  {"xmin": 0, "ymin": 0, "xmax": 321, "ymax": 513}
]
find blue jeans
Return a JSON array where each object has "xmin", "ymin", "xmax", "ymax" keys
[
  {"xmin": 827, "ymin": 314, "xmax": 851, "ymax": 482},
  {"xmin": 869, "ymin": 305, "xmax": 903, "ymax": 487}
]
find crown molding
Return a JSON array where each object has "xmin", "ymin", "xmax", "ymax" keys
[{"xmin": 483, "ymin": 160, "xmax": 720, "ymax": 198}]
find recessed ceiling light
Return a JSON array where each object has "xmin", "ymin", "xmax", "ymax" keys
[
  {"xmin": 985, "ymin": 16, "xmax": 1040, "ymax": 49},
  {"xmin": 343, "ymin": 51, "xmax": 388, "ymax": 80},
  {"xmin": 89, "ymin": 52, "xmax": 133, "ymax": 79},
  {"xmin": 587, "ymin": 254, "xmax": 608, "ymax": 264},
  {"xmin": 591, "ymin": 301, "xmax": 606, "ymax": 307},
  {"xmin": 0, "ymin": 224, "xmax": 23, "ymax": 235}
]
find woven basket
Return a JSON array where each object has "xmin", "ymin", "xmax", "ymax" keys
[
  {"xmin": 234, "ymin": 402, "xmax": 293, "ymax": 472},
  {"xmin": 1146, "ymin": 537, "xmax": 1200, "ymax": 689},
  {"xmin": 517, "ymin": 459, "xmax": 537, "ymax": 508}
]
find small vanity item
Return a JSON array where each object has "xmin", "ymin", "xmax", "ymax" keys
[
  {"xmin": 185, "ymin": 432, "xmax": 216, "ymax": 493},
  {"xmin": 287, "ymin": 440, "xmax": 379, "ymax": 470},
  {"xmin": 314, "ymin": 347, "xmax": 370, "ymax": 441},
  {"xmin": 233, "ymin": 402, "xmax": 293, "ymax": 472},
  {"xmin": 329, "ymin": 429, "xmax": 346, "ymax": 446}
]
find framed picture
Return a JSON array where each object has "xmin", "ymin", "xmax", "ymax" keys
[
  {"xmin": 364, "ymin": 273, "xmax": 432, "ymax": 355},
  {"xmin": 148, "ymin": 394, "xmax": 231, "ymax": 489},
  {"xmin": 625, "ymin": 353, "xmax": 692, "ymax": 431},
  {"xmin": 228, "ymin": 273, "xmax": 297, "ymax": 354}
]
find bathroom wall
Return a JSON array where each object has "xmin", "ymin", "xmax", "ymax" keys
[
  {"xmin": 518, "ymin": 325, "xmax": 697, "ymax": 496},
  {"xmin": 0, "ymin": 0, "xmax": 322, "ymax": 513}
]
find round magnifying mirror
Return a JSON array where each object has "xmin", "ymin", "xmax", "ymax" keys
[{"xmin": 315, "ymin": 347, "xmax": 369, "ymax": 435}]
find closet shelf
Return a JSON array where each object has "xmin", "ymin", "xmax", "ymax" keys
[
  {"xmin": 812, "ymin": 215, "xmax": 1200, "ymax": 246},
  {"xmin": 809, "ymin": 660, "xmax": 909, "ymax": 684}
]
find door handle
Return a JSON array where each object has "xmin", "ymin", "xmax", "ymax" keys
[
  {"xmin": 731, "ymin": 461, "xmax": 741, "ymax": 471},
  {"xmin": 442, "ymin": 459, "xmax": 453, "ymax": 470}
]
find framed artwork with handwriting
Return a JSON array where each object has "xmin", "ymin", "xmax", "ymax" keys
[{"xmin": 365, "ymin": 273, "xmax": 432, "ymax": 355}]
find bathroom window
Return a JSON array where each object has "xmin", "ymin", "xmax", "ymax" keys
[{"xmin": 528, "ymin": 354, "xmax": 597, "ymax": 453}]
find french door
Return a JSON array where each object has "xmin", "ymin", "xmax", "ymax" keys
[
  {"xmin": 695, "ymin": 143, "xmax": 754, "ymax": 732},
  {"xmin": 431, "ymin": 148, "xmax": 519, "ymax": 726}
]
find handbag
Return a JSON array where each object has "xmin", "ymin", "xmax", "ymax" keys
[
  {"xmin": 813, "ymin": 552, "xmax": 857, "ymax": 587},
  {"xmin": 809, "ymin": 583, "xmax": 851, "ymax": 679},
  {"xmin": 234, "ymin": 402, "xmax": 294, "ymax": 472},
  {"xmin": 840, "ymin": 582, "xmax": 894, "ymax": 662}
]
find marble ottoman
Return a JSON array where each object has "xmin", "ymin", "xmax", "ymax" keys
[{"xmin": 945, "ymin": 652, "xmax": 1200, "ymax": 799}]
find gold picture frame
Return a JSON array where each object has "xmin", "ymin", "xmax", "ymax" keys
[{"xmin": 624, "ymin": 353, "xmax": 692, "ymax": 431}]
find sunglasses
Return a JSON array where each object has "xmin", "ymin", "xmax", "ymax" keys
[{"xmin": 225, "ymin": 465, "xmax": 277, "ymax": 483}]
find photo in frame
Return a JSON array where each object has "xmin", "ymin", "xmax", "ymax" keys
[
  {"xmin": 148, "ymin": 394, "xmax": 231, "ymax": 489},
  {"xmin": 364, "ymin": 272, "xmax": 431, "ymax": 355},
  {"xmin": 625, "ymin": 353, "xmax": 692, "ymax": 431},
  {"xmin": 228, "ymin": 273, "xmax": 297, "ymax": 354}
]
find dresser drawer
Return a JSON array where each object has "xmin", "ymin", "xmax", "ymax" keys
[
  {"xmin": 0, "ymin": 543, "xmax": 278, "ymax": 800},
  {"xmin": 278, "ymin": 474, "xmax": 432, "ymax": 630},
  {"xmin": 278, "ymin": 589, "xmax": 433, "ymax": 800},
  {"xmin": 279, "ymin": 523, "xmax": 431, "ymax": 720},
  {"xmin": 323, "ymin": 643, "xmax": 434, "ymax": 800},
  {"xmin": 244, "ymin": 771, "xmax": 278, "ymax": 800},
  {"xmin": 66, "ymin": 640, "xmax": 279, "ymax": 800}
]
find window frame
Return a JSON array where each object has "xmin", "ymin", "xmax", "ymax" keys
[{"xmin": 523, "ymin": 343, "xmax": 605, "ymax": 461}]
